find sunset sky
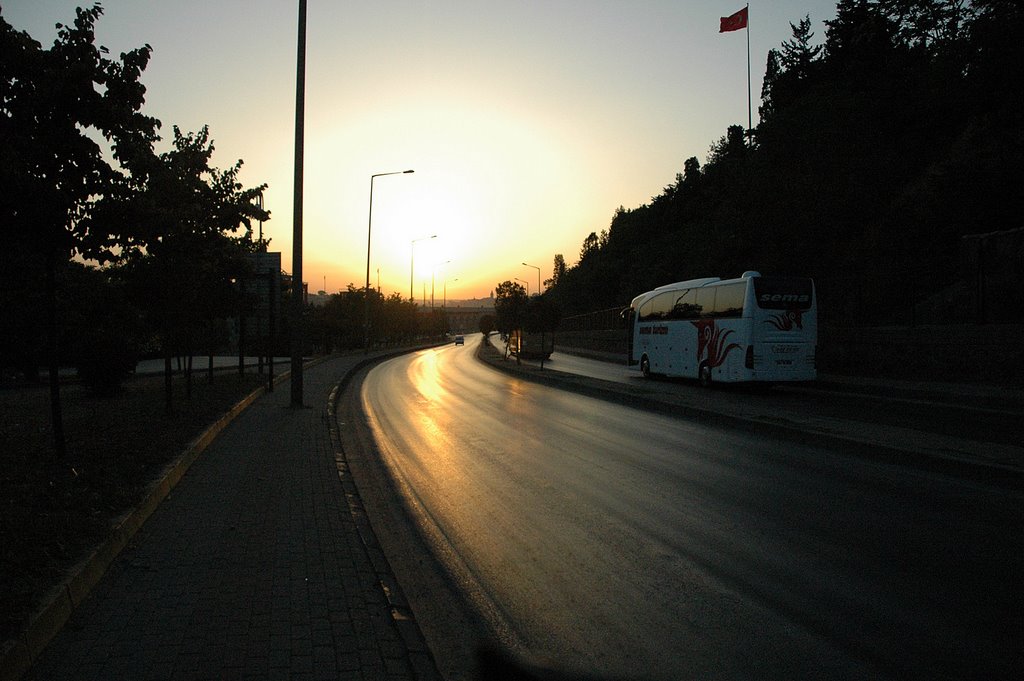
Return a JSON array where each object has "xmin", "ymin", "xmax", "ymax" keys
[{"xmin": 6, "ymin": 1, "xmax": 838, "ymax": 301}]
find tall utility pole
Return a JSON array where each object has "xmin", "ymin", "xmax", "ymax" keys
[{"xmin": 290, "ymin": 0, "xmax": 306, "ymax": 407}]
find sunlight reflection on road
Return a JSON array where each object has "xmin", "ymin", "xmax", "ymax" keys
[{"xmin": 407, "ymin": 348, "xmax": 447, "ymax": 405}]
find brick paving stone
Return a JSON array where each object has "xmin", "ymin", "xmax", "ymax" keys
[{"xmin": 23, "ymin": 354, "xmax": 442, "ymax": 681}]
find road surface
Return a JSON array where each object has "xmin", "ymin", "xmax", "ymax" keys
[{"xmin": 357, "ymin": 335, "xmax": 1022, "ymax": 680}]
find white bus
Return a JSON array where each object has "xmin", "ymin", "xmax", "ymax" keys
[{"xmin": 627, "ymin": 271, "xmax": 816, "ymax": 385}]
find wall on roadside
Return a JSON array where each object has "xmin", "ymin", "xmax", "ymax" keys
[
  {"xmin": 554, "ymin": 329, "xmax": 627, "ymax": 357},
  {"xmin": 820, "ymin": 324, "xmax": 1023, "ymax": 384}
]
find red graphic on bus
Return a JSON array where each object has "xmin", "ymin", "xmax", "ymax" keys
[
  {"xmin": 766, "ymin": 310, "xmax": 804, "ymax": 331},
  {"xmin": 691, "ymin": 319, "xmax": 741, "ymax": 368}
]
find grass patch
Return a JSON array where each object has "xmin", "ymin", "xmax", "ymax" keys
[{"xmin": 0, "ymin": 369, "xmax": 266, "ymax": 643}]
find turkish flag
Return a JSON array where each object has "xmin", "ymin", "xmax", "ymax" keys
[{"xmin": 720, "ymin": 7, "xmax": 748, "ymax": 33}]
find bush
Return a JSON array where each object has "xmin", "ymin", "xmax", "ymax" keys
[{"xmin": 76, "ymin": 330, "xmax": 138, "ymax": 397}]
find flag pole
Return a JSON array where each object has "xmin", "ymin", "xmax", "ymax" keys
[
  {"xmin": 720, "ymin": 6, "xmax": 752, "ymax": 134},
  {"xmin": 746, "ymin": 4, "xmax": 752, "ymax": 135}
]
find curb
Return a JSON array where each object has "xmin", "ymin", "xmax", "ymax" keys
[{"xmin": 325, "ymin": 349, "xmax": 445, "ymax": 681}]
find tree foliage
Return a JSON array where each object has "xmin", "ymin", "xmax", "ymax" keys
[
  {"xmin": 0, "ymin": 5, "xmax": 159, "ymax": 264},
  {"xmin": 548, "ymin": 0, "xmax": 1023, "ymax": 325},
  {"xmin": 307, "ymin": 286, "xmax": 448, "ymax": 353},
  {"xmin": 494, "ymin": 280, "xmax": 528, "ymax": 337},
  {"xmin": 108, "ymin": 124, "xmax": 269, "ymax": 409},
  {"xmin": 523, "ymin": 295, "xmax": 561, "ymax": 334},
  {"xmin": 1, "ymin": 5, "xmax": 270, "ymax": 439},
  {"xmin": 1, "ymin": 5, "xmax": 159, "ymax": 453}
]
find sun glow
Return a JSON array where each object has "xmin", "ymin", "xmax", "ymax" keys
[{"xmin": 302, "ymin": 96, "xmax": 582, "ymax": 300}]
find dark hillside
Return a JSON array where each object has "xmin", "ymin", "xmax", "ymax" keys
[{"xmin": 548, "ymin": 0, "xmax": 1023, "ymax": 327}]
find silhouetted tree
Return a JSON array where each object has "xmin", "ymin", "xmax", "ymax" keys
[
  {"xmin": 523, "ymin": 295, "xmax": 561, "ymax": 334},
  {"xmin": 64, "ymin": 264, "xmax": 142, "ymax": 397},
  {"xmin": 1, "ymin": 5, "xmax": 158, "ymax": 455},
  {"xmin": 706, "ymin": 125, "xmax": 748, "ymax": 167},
  {"xmin": 546, "ymin": 0, "xmax": 1023, "ymax": 328},
  {"xmin": 781, "ymin": 15, "xmax": 823, "ymax": 76},
  {"xmin": 579, "ymin": 232, "xmax": 600, "ymax": 263},
  {"xmin": 551, "ymin": 254, "xmax": 567, "ymax": 287},
  {"xmin": 112, "ymin": 126, "xmax": 268, "ymax": 410},
  {"xmin": 494, "ymin": 280, "xmax": 527, "ymax": 354},
  {"xmin": 760, "ymin": 49, "xmax": 782, "ymax": 120}
]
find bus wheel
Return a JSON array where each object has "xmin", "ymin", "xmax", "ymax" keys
[
  {"xmin": 699, "ymin": 363, "xmax": 712, "ymax": 388},
  {"xmin": 640, "ymin": 355, "xmax": 651, "ymax": 378}
]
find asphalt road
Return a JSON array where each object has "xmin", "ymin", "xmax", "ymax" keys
[
  {"xmin": 354, "ymin": 334, "xmax": 1022, "ymax": 680},
  {"xmin": 522, "ymin": 350, "xmax": 1024, "ymax": 449}
]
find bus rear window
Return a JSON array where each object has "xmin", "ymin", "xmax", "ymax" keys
[{"xmin": 753, "ymin": 277, "xmax": 814, "ymax": 310}]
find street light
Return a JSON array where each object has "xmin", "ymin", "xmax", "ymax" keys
[
  {"xmin": 522, "ymin": 262, "xmax": 540, "ymax": 295},
  {"xmin": 364, "ymin": 169, "xmax": 414, "ymax": 352},
  {"xmin": 411, "ymin": 234, "xmax": 436, "ymax": 302},
  {"xmin": 515, "ymin": 277, "xmax": 530, "ymax": 297},
  {"xmin": 444, "ymin": 278, "xmax": 458, "ymax": 308},
  {"xmin": 432, "ymin": 260, "xmax": 450, "ymax": 309},
  {"xmin": 290, "ymin": 0, "xmax": 307, "ymax": 407}
]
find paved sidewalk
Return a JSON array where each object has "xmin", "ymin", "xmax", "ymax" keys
[{"xmin": 24, "ymin": 354, "xmax": 440, "ymax": 681}]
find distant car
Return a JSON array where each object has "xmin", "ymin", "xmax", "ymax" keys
[{"xmin": 454, "ymin": 334, "xmax": 465, "ymax": 345}]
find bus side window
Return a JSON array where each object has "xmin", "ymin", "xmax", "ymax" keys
[
  {"xmin": 639, "ymin": 299, "xmax": 654, "ymax": 322},
  {"xmin": 671, "ymin": 289, "xmax": 698, "ymax": 319},
  {"xmin": 694, "ymin": 287, "xmax": 715, "ymax": 318},
  {"xmin": 651, "ymin": 291, "xmax": 675, "ymax": 320},
  {"xmin": 715, "ymin": 282, "xmax": 745, "ymax": 318}
]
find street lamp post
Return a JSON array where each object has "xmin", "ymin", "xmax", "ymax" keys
[
  {"xmin": 444, "ymin": 277, "xmax": 458, "ymax": 308},
  {"xmin": 364, "ymin": 169, "xmax": 414, "ymax": 352},
  {"xmin": 290, "ymin": 0, "xmax": 307, "ymax": 407},
  {"xmin": 522, "ymin": 262, "xmax": 541, "ymax": 295},
  {"xmin": 411, "ymin": 234, "xmax": 436, "ymax": 302},
  {"xmin": 431, "ymin": 260, "xmax": 450, "ymax": 309},
  {"xmin": 515, "ymin": 277, "xmax": 530, "ymax": 297}
]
